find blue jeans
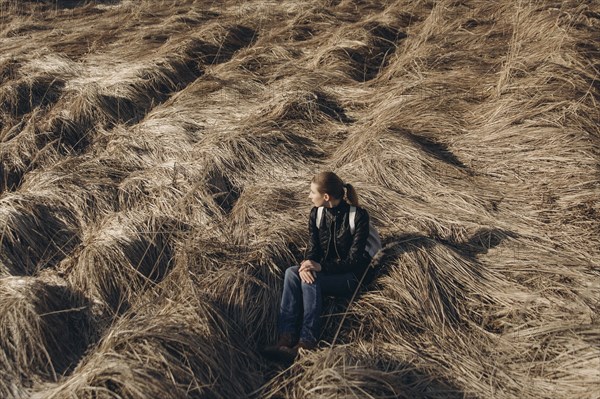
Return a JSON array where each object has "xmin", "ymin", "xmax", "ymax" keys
[{"xmin": 277, "ymin": 265, "xmax": 359, "ymax": 343}]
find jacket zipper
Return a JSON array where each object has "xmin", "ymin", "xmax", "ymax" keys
[
  {"xmin": 321, "ymin": 208, "xmax": 342, "ymax": 264},
  {"xmin": 333, "ymin": 216, "xmax": 341, "ymax": 260},
  {"xmin": 323, "ymin": 210, "xmax": 331, "ymax": 261}
]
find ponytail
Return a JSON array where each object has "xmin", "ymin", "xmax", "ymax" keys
[
  {"xmin": 312, "ymin": 171, "xmax": 360, "ymax": 207},
  {"xmin": 343, "ymin": 183, "xmax": 359, "ymax": 207}
]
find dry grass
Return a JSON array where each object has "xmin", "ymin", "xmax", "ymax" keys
[
  {"xmin": 0, "ymin": 191, "xmax": 81, "ymax": 275},
  {"xmin": 0, "ymin": 0, "xmax": 598, "ymax": 398},
  {"xmin": 0, "ymin": 275, "xmax": 91, "ymax": 398},
  {"xmin": 63, "ymin": 211, "xmax": 177, "ymax": 316},
  {"xmin": 35, "ymin": 289, "xmax": 263, "ymax": 399},
  {"xmin": 259, "ymin": 343, "xmax": 466, "ymax": 399}
]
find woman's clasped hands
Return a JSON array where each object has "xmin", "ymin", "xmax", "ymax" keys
[{"xmin": 299, "ymin": 260, "xmax": 321, "ymax": 284}]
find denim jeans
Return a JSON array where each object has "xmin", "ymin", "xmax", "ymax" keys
[{"xmin": 277, "ymin": 265, "xmax": 359, "ymax": 344}]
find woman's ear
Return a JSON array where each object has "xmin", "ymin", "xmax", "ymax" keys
[{"xmin": 323, "ymin": 193, "xmax": 330, "ymax": 202}]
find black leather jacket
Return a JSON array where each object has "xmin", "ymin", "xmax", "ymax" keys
[{"xmin": 304, "ymin": 201, "xmax": 372, "ymax": 277}]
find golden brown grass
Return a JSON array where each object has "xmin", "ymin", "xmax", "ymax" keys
[{"xmin": 0, "ymin": 0, "xmax": 598, "ymax": 398}]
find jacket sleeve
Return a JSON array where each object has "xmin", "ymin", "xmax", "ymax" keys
[
  {"xmin": 344, "ymin": 207, "xmax": 370, "ymax": 275},
  {"xmin": 304, "ymin": 207, "xmax": 322, "ymax": 262}
]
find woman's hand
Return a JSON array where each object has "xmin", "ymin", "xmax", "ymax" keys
[
  {"xmin": 300, "ymin": 260, "xmax": 321, "ymax": 272},
  {"xmin": 299, "ymin": 260, "xmax": 321, "ymax": 284},
  {"xmin": 299, "ymin": 269, "xmax": 315, "ymax": 284}
]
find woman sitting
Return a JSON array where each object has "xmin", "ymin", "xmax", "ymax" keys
[{"xmin": 263, "ymin": 171, "xmax": 373, "ymax": 361}]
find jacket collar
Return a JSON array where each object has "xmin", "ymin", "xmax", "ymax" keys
[{"xmin": 326, "ymin": 200, "xmax": 349, "ymax": 216}]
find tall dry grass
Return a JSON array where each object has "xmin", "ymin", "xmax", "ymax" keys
[
  {"xmin": 0, "ymin": 0, "xmax": 598, "ymax": 398},
  {"xmin": 35, "ymin": 288, "xmax": 264, "ymax": 399},
  {"xmin": 0, "ymin": 275, "xmax": 91, "ymax": 397}
]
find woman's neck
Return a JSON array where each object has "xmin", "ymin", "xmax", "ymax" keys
[{"xmin": 326, "ymin": 199, "xmax": 342, "ymax": 208}]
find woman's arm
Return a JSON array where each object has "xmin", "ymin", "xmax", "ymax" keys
[
  {"xmin": 304, "ymin": 207, "xmax": 322, "ymax": 263},
  {"xmin": 344, "ymin": 207, "xmax": 370, "ymax": 275}
]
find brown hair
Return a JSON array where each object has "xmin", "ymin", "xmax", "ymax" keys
[{"xmin": 311, "ymin": 171, "xmax": 359, "ymax": 207}]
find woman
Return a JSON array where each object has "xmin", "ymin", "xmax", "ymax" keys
[{"xmin": 263, "ymin": 171, "xmax": 372, "ymax": 361}]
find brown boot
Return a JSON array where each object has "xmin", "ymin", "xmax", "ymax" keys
[
  {"xmin": 275, "ymin": 332, "xmax": 298, "ymax": 348},
  {"xmin": 295, "ymin": 340, "xmax": 317, "ymax": 351},
  {"xmin": 261, "ymin": 334, "xmax": 299, "ymax": 363}
]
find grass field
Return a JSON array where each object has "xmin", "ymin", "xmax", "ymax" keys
[{"xmin": 0, "ymin": 0, "xmax": 599, "ymax": 398}]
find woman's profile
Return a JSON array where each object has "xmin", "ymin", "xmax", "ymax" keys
[{"xmin": 262, "ymin": 171, "xmax": 374, "ymax": 362}]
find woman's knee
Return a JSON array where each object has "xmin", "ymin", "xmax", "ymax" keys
[
  {"xmin": 300, "ymin": 271, "xmax": 321, "ymax": 288},
  {"xmin": 284, "ymin": 265, "xmax": 300, "ymax": 281}
]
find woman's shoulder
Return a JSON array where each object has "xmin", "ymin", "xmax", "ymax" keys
[
  {"xmin": 351, "ymin": 205, "xmax": 370, "ymax": 224},
  {"xmin": 350, "ymin": 204, "xmax": 369, "ymax": 213},
  {"xmin": 309, "ymin": 206, "xmax": 320, "ymax": 218}
]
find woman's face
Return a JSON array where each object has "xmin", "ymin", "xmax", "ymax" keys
[{"xmin": 309, "ymin": 182, "xmax": 327, "ymax": 207}]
